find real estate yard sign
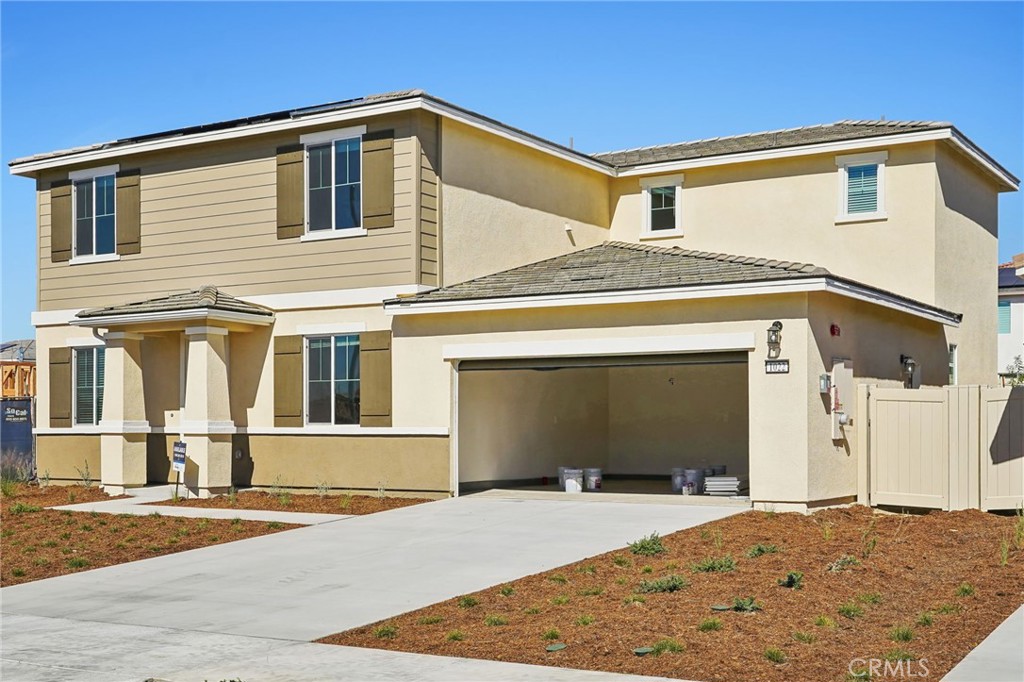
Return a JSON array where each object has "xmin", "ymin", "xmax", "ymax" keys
[{"xmin": 172, "ymin": 441, "xmax": 186, "ymax": 473}]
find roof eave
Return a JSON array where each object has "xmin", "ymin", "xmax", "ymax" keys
[{"xmin": 72, "ymin": 307, "xmax": 274, "ymax": 328}]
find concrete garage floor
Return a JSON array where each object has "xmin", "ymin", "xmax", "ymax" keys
[{"xmin": 1, "ymin": 496, "xmax": 744, "ymax": 682}]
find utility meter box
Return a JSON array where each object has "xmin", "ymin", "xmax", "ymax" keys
[{"xmin": 829, "ymin": 358, "xmax": 855, "ymax": 440}]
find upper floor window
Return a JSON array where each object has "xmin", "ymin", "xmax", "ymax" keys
[
  {"xmin": 999, "ymin": 300, "xmax": 1011, "ymax": 334},
  {"xmin": 300, "ymin": 126, "xmax": 366, "ymax": 237},
  {"xmin": 640, "ymin": 175, "xmax": 684, "ymax": 238},
  {"xmin": 69, "ymin": 165, "xmax": 119, "ymax": 258},
  {"xmin": 74, "ymin": 347, "xmax": 105, "ymax": 425},
  {"xmin": 306, "ymin": 334, "xmax": 360, "ymax": 425},
  {"xmin": 836, "ymin": 151, "xmax": 887, "ymax": 223}
]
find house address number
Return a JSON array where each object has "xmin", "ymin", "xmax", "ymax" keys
[{"xmin": 765, "ymin": 359, "xmax": 790, "ymax": 374}]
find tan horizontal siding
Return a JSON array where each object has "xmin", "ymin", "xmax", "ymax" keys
[{"xmin": 37, "ymin": 112, "xmax": 420, "ymax": 311}]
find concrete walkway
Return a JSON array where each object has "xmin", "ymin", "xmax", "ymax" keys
[
  {"xmin": 942, "ymin": 604, "xmax": 1024, "ymax": 681},
  {"xmin": 1, "ymin": 496, "xmax": 741, "ymax": 681},
  {"xmin": 50, "ymin": 484, "xmax": 353, "ymax": 525}
]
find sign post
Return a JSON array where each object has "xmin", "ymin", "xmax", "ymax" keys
[{"xmin": 172, "ymin": 441, "xmax": 187, "ymax": 499}]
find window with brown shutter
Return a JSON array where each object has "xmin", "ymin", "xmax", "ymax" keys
[
  {"xmin": 359, "ymin": 330, "xmax": 392, "ymax": 427},
  {"xmin": 276, "ymin": 144, "xmax": 304, "ymax": 239},
  {"xmin": 362, "ymin": 129, "xmax": 395, "ymax": 229},
  {"xmin": 115, "ymin": 169, "xmax": 141, "ymax": 254},
  {"xmin": 50, "ymin": 180, "xmax": 73, "ymax": 263},
  {"xmin": 273, "ymin": 335, "xmax": 303, "ymax": 426},
  {"xmin": 49, "ymin": 347, "xmax": 72, "ymax": 427}
]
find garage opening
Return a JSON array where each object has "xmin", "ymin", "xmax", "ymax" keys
[{"xmin": 456, "ymin": 352, "xmax": 749, "ymax": 498}]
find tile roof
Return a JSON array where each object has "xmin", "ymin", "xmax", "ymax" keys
[
  {"xmin": 77, "ymin": 285, "xmax": 273, "ymax": 319},
  {"xmin": 389, "ymin": 242, "xmax": 831, "ymax": 304},
  {"xmin": 592, "ymin": 120, "xmax": 951, "ymax": 168}
]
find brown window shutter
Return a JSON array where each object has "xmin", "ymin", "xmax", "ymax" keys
[
  {"xmin": 359, "ymin": 330, "xmax": 392, "ymax": 427},
  {"xmin": 273, "ymin": 335, "xmax": 303, "ymax": 426},
  {"xmin": 49, "ymin": 347, "xmax": 72, "ymax": 427},
  {"xmin": 50, "ymin": 180, "xmax": 73, "ymax": 262},
  {"xmin": 116, "ymin": 169, "xmax": 142, "ymax": 255},
  {"xmin": 362, "ymin": 130, "xmax": 395, "ymax": 229},
  {"xmin": 276, "ymin": 144, "xmax": 305, "ymax": 239}
]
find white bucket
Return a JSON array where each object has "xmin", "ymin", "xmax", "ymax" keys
[
  {"xmin": 683, "ymin": 468, "xmax": 705, "ymax": 495},
  {"xmin": 584, "ymin": 468, "xmax": 602, "ymax": 491},
  {"xmin": 557, "ymin": 466, "xmax": 570, "ymax": 487},
  {"xmin": 671, "ymin": 467, "xmax": 686, "ymax": 493},
  {"xmin": 564, "ymin": 468, "xmax": 583, "ymax": 493},
  {"xmin": 711, "ymin": 464, "xmax": 727, "ymax": 476}
]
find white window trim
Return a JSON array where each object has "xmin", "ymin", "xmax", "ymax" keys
[
  {"xmin": 835, "ymin": 151, "xmax": 887, "ymax": 223},
  {"xmin": 70, "ymin": 163, "xmax": 120, "ymax": 259},
  {"xmin": 301, "ymin": 125, "xmax": 367, "ymax": 237},
  {"xmin": 303, "ymin": 334, "xmax": 361, "ymax": 427},
  {"xmin": 639, "ymin": 174, "xmax": 684, "ymax": 239},
  {"xmin": 72, "ymin": 346, "xmax": 104, "ymax": 427}
]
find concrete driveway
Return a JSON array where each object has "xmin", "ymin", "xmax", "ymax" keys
[{"xmin": 1, "ymin": 495, "xmax": 744, "ymax": 681}]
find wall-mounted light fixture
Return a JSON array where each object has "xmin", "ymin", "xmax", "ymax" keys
[
  {"xmin": 900, "ymin": 354, "xmax": 917, "ymax": 387},
  {"xmin": 767, "ymin": 321, "xmax": 783, "ymax": 358},
  {"xmin": 819, "ymin": 373, "xmax": 832, "ymax": 394}
]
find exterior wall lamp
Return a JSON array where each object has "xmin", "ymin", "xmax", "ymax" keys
[
  {"xmin": 767, "ymin": 321, "xmax": 783, "ymax": 359},
  {"xmin": 900, "ymin": 354, "xmax": 917, "ymax": 387}
]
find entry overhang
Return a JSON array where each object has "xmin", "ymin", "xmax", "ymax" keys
[{"xmin": 442, "ymin": 332, "xmax": 756, "ymax": 363}]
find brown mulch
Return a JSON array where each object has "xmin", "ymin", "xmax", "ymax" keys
[
  {"xmin": 320, "ymin": 506, "xmax": 1024, "ymax": 682},
  {"xmin": 1, "ymin": 483, "xmax": 299, "ymax": 587},
  {"xmin": 148, "ymin": 490, "xmax": 433, "ymax": 515}
]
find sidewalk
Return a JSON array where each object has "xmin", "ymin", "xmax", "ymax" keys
[
  {"xmin": 942, "ymin": 604, "xmax": 1024, "ymax": 681},
  {"xmin": 52, "ymin": 484, "xmax": 352, "ymax": 526}
]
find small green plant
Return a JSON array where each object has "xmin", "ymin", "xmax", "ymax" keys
[
  {"xmin": 628, "ymin": 532, "xmax": 666, "ymax": 556},
  {"xmin": 934, "ymin": 603, "xmax": 960, "ymax": 615},
  {"xmin": 542, "ymin": 628, "xmax": 560, "ymax": 640},
  {"xmin": 484, "ymin": 615, "xmax": 508, "ymax": 626},
  {"xmin": 339, "ymin": 494, "xmax": 353, "ymax": 510},
  {"xmin": 637, "ymin": 574, "xmax": 689, "ymax": 593},
  {"xmin": 777, "ymin": 571, "xmax": 804, "ymax": 589},
  {"xmin": 890, "ymin": 626, "xmax": 914, "ymax": 642},
  {"xmin": 651, "ymin": 638, "xmax": 683, "ymax": 656},
  {"xmin": 698, "ymin": 617, "xmax": 722, "ymax": 632},
  {"xmin": 615, "ymin": 577, "xmax": 627, "ymax": 585},
  {"xmin": 691, "ymin": 555, "xmax": 736, "ymax": 573},
  {"xmin": 764, "ymin": 648, "xmax": 787, "ymax": 664},
  {"xmin": 314, "ymin": 479, "xmax": 331, "ymax": 499},
  {"xmin": 861, "ymin": 535, "xmax": 878, "ymax": 559},
  {"xmin": 955, "ymin": 582, "xmax": 975, "ymax": 597},
  {"xmin": 551, "ymin": 595, "xmax": 570, "ymax": 606},
  {"xmin": 40, "ymin": 469, "xmax": 51, "ymax": 487},
  {"xmin": 576, "ymin": 563, "xmax": 596, "ymax": 575},
  {"xmin": 548, "ymin": 573, "xmax": 568, "ymax": 584},
  {"xmin": 792, "ymin": 631, "xmax": 815, "ymax": 644},
  {"xmin": 746, "ymin": 543, "xmax": 779, "ymax": 558},
  {"xmin": 1014, "ymin": 506, "xmax": 1024, "ymax": 550},
  {"xmin": 417, "ymin": 615, "xmax": 443, "ymax": 625},
  {"xmin": 498, "ymin": 586, "xmax": 515, "ymax": 597},
  {"xmin": 43, "ymin": 540, "xmax": 57, "ymax": 548},
  {"xmin": 231, "ymin": 517, "xmax": 241, "ymax": 526},
  {"xmin": 827, "ymin": 555, "xmax": 861, "ymax": 572},
  {"xmin": 838, "ymin": 602, "xmax": 865, "ymax": 619},
  {"xmin": 885, "ymin": 649, "xmax": 915, "ymax": 662},
  {"xmin": 11, "ymin": 568, "xmax": 26, "ymax": 577},
  {"xmin": 59, "ymin": 532, "xmax": 71, "ymax": 540},
  {"xmin": 377, "ymin": 480, "xmax": 388, "ymax": 499},
  {"xmin": 75, "ymin": 461, "xmax": 93, "ymax": 487},
  {"xmin": 846, "ymin": 665, "xmax": 872, "ymax": 681},
  {"xmin": 640, "ymin": 564, "xmax": 653, "ymax": 574},
  {"xmin": 9, "ymin": 502, "xmax": 41, "ymax": 514},
  {"xmin": 0, "ymin": 477, "xmax": 19, "ymax": 497},
  {"xmin": 277, "ymin": 492, "xmax": 292, "ymax": 507},
  {"xmin": 79, "ymin": 524, "xmax": 93, "ymax": 532},
  {"xmin": 446, "ymin": 630, "xmax": 465, "ymax": 641},
  {"xmin": 579, "ymin": 586, "xmax": 604, "ymax": 596},
  {"xmin": 732, "ymin": 596, "xmax": 762, "ymax": 612},
  {"xmin": 66, "ymin": 557, "xmax": 89, "ymax": 568},
  {"xmin": 574, "ymin": 614, "xmax": 595, "ymax": 626},
  {"xmin": 711, "ymin": 529, "xmax": 724, "ymax": 550},
  {"xmin": 227, "ymin": 487, "xmax": 237, "ymax": 505},
  {"xmin": 999, "ymin": 534, "xmax": 1010, "ymax": 566},
  {"xmin": 857, "ymin": 592, "xmax": 882, "ymax": 605},
  {"xmin": 267, "ymin": 521, "xmax": 283, "ymax": 530},
  {"xmin": 624, "ymin": 594, "xmax": 646, "ymax": 605},
  {"xmin": 373, "ymin": 624, "xmax": 397, "ymax": 639},
  {"xmin": 523, "ymin": 606, "xmax": 541, "ymax": 615},
  {"xmin": 457, "ymin": 596, "xmax": 479, "ymax": 608},
  {"xmin": 820, "ymin": 522, "xmax": 834, "ymax": 541},
  {"xmin": 612, "ymin": 554, "xmax": 631, "ymax": 567},
  {"xmin": 916, "ymin": 612, "xmax": 934, "ymax": 627}
]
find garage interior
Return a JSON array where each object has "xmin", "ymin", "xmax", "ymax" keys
[{"xmin": 456, "ymin": 352, "xmax": 749, "ymax": 497}]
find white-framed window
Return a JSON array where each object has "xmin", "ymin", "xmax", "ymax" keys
[
  {"xmin": 300, "ymin": 126, "xmax": 367, "ymax": 239},
  {"xmin": 948, "ymin": 344, "xmax": 958, "ymax": 386},
  {"xmin": 73, "ymin": 347, "xmax": 105, "ymax": 426},
  {"xmin": 640, "ymin": 174, "xmax": 684, "ymax": 238},
  {"xmin": 305, "ymin": 334, "xmax": 360, "ymax": 425},
  {"xmin": 69, "ymin": 164, "xmax": 119, "ymax": 259},
  {"xmin": 835, "ymin": 151, "xmax": 887, "ymax": 223}
]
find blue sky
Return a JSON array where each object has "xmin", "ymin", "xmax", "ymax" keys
[{"xmin": 2, "ymin": 1, "xmax": 1021, "ymax": 340}]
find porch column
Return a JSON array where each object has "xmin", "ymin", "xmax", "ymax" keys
[
  {"xmin": 182, "ymin": 326, "xmax": 233, "ymax": 497},
  {"xmin": 99, "ymin": 332, "xmax": 149, "ymax": 494}
]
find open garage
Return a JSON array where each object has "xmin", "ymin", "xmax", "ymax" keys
[{"xmin": 455, "ymin": 351, "xmax": 749, "ymax": 497}]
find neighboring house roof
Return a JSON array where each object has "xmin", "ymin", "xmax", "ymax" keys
[
  {"xmin": 999, "ymin": 258, "xmax": 1024, "ymax": 291},
  {"xmin": 384, "ymin": 242, "xmax": 961, "ymax": 325},
  {"xmin": 77, "ymin": 285, "xmax": 273, "ymax": 319},
  {"xmin": 593, "ymin": 120, "xmax": 950, "ymax": 168},
  {"xmin": 0, "ymin": 339, "xmax": 36, "ymax": 363}
]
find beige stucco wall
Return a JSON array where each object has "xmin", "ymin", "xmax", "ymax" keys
[
  {"xmin": 934, "ymin": 143, "xmax": 1001, "ymax": 384},
  {"xmin": 458, "ymin": 367, "xmax": 609, "ymax": 483},
  {"xmin": 36, "ymin": 435, "xmax": 101, "ymax": 484},
  {"xmin": 609, "ymin": 143, "xmax": 940, "ymax": 305},
  {"xmin": 439, "ymin": 118, "xmax": 610, "ymax": 286},
  {"xmin": 35, "ymin": 111, "xmax": 432, "ymax": 312}
]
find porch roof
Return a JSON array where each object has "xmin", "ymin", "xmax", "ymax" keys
[{"xmin": 75, "ymin": 285, "xmax": 274, "ymax": 328}]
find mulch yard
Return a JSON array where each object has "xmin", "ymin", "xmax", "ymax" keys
[
  {"xmin": 1, "ymin": 483, "xmax": 299, "ymax": 587},
  {"xmin": 321, "ymin": 506, "xmax": 1024, "ymax": 682},
  {"xmin": 150, "ymin": 489, "xmax": 433, "ymax": 515}
]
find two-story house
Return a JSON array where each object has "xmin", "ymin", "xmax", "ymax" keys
[
  {"xmin": 998, "ymin": 254, "xmax": 1024, "ymax": 381},
  {"xmin": 10, "ymin": 90, "xmax": 1017, "ymax": 511}
]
